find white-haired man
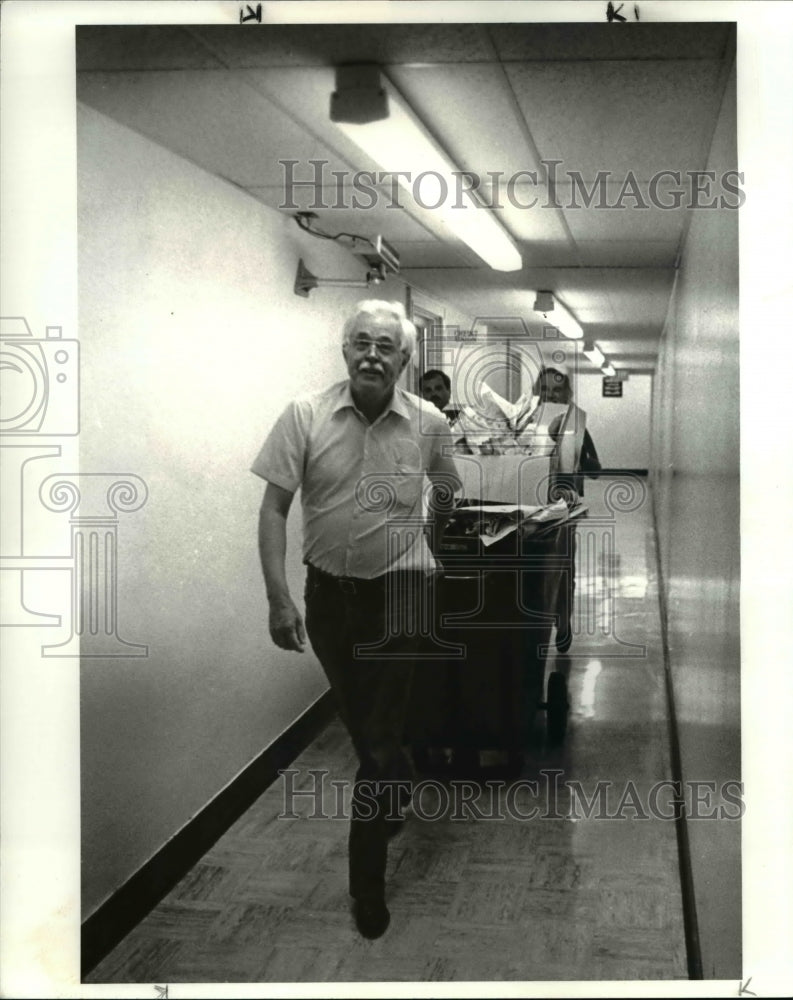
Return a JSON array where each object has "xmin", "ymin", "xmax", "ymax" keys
[{"xmin": 252, "ymin": 300, "xmax": 458, "ymax": 938}]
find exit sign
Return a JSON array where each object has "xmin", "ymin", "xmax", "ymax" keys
[{"xmin": 602, "ymin": 377, "xmax": 623, "ymax": 397}]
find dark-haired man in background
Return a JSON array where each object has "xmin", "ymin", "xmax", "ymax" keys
[{"xmin": 419, "ymin": 368, "xmax": 459, "ymax": 427}]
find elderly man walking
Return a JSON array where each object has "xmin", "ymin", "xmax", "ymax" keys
[{"xmin": 252, "ymin": 300, "xmax": 457, "ymax": 938}]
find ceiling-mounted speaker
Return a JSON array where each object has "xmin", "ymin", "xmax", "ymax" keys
[{"xmin": 331, "ymin": 65, "xmax": 389, "ymax": 124}]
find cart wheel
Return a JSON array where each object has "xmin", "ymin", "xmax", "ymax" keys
[{"xmin": 546, "ymin": 671, "xmax": 570, "ymax": 745}]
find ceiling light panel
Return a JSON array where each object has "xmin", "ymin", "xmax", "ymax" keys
[{"xmin": 332, "ymin": 73, "xmax": 523, "ymax": 272}]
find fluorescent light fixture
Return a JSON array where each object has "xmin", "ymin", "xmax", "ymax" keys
[
  {"xmin": 583, "ymin": 341, "xmax": 605, "ymax": 368},
  {"xmin": 532, "ymin": 291, "xmax": 584, "ymax": 340},
  {"xmin": 331, "ymin": 68, "xmax": 522, "ymax": 272},
  {"xmin": 601, "ymin": 364, "xmax": 616, "ymax": 377}
]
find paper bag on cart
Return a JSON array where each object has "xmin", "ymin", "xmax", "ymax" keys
[{"xmin": 453, "ymin": 453, "xmax": 554, "ymax": 506}]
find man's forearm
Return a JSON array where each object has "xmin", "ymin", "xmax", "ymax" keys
[
  {"xmin": 258, "ymin": 504, "xmax": 291, "ymax": 604},
  {"xmin": 258, "ymin": 490, "xmax": 306, "ymax": 653},
  {"xmin": 428, "ymin": 481, "xmax": 457, "ymax": 551}
]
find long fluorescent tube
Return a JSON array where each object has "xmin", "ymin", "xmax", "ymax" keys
[
  {"xmin": 332, "ymin": 74, "xmax": 523, "ymax": 272},
  {"xmin": 533, "ymin": 292, "xmax": 584, "ymax": 340},
  {"xmin": 583, "ymin": 341, "xmax": 605, "ymax": 367},
  {"xmin": 602, "ymin": 364, "xmax": 616, "ymax": 377}
]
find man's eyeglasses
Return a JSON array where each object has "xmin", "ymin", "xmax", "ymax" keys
[{"xmin": 349, "ymin": 337, "xmax": 400, "ymax": 357}]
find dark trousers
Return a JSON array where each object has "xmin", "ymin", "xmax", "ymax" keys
[
  {"xmin": 556, "ymin": 524, "xmax": 577, "ymax": 642},
  {"xmin": 303, "ymin": 564, "xmax": 426, "ymax": 901}
]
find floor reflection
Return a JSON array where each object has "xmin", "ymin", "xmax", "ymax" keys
[{"xmin": 578, "ymin": 659, "xmax": 603, "ymax": 719}]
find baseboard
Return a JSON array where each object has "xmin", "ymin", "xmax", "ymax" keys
[
  {"xmin": 81, "ymin": 689, "xmax": 336, "ymax": 979},
  {"xmin": 650, "ymin": 495, "xmax": 703, "ymax": 980}
]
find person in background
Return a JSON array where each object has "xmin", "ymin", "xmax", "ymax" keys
[
  {"xmin": 533, "ymin": 365, "xmax": 601, "ymax": 497},
  {"xmin": 253, "ymin": 300, "xmax": 458, "ymax": 940},
  {"xmin": 533, "ymin": 365, "xmax": 602, "ymax": 652},
  {"xmin": 419, "ymin": 369, "xmax": 459, "ymax": 427}
]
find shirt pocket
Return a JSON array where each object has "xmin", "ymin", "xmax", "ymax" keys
[{"xmin": 389, "ymin": 469, "xmax": 425, "ymax": 513}]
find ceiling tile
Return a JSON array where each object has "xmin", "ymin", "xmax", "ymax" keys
[
  {"xmin": 77, "ymin": 71, "xmax": 349, "ymax": 187},
  {"xmin": 530, "ymin": 268, "xmax": 675, "ymax": 332},
  {"xmin": 595, "ymin": 270, "xmax": 677, "ymax": 327},
  {"xmin": 488, "ymin": 23, "xmax": 734, "ymax": 62},
  {"xmin": 557, "ymin": 177, "xmax": 691, "ymax": 240},
  {"xmin": 386, "ymin": 64, "xmax": 540, "ymax": 177},
  {"xmin": 586, "ymin": 324, "xmax": 665, "ymax": 344},
  {"xmin": 479, "ymin": 182, "xmax": 570, "ymax": 243},
  {"xmin": 562, "ymin": 201, "xmax": 688, "ymax": 244},
  {"xmin": 242, "ymin": 66, "xmax": 379, "ymax": 172},
  {"xmin": 608, "ymin": 356, "xmax": 661, "ymax": 367},
  {"xmin": 519, "ymin": 241, "xmax": 581, "ymax": 268},
  {"xmin": 576, "ymin": 241, "xmax": 680, "ymax": 267},
  {"xmin": 190, "ymin": 23, "xmax": 493, "ymax": 68},
  {"xmin": 596, "ymin": 339, "xmax": 663, "ymax": 354},
  {"xmin": 76, "ymin": 26, "xmax": 227, "ymax": 71},
  {"xmin": 504, "ymin": 60, "xmax": 725, "ymax": 181}
]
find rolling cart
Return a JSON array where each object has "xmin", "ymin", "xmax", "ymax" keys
[{"xmin": 408, "ymin": 500, "xmax": 575, "ymax": 775}]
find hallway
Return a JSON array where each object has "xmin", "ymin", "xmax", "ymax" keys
[{"xmin": 86, "ymin": 478, "xmax": 692, "ymax": 984}]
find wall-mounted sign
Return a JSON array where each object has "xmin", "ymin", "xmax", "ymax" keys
[{"xmin": 602, "ymin": 377, "xmax": 623, "ymax": 397}]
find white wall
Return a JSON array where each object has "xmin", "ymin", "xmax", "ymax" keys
[
  {"xmin": 574, "ymin": 373, "xmax": 651, "ymax": 470},
  {"xmin": 650, "ymin": 62, "xmax": 740, "ymax": 979},
  {"xmin": 76, "ymin": 104, "xmax": 471, "ymax": 919}
]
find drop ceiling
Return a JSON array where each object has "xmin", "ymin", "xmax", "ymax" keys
[{"xmin": 76, "ymin": 21, "xmax": 736, "ymax": 374}]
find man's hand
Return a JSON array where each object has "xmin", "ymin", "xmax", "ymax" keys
[
  {"xmin": 268, "ymin": 596, "xmax": 307, "ymax": 653},
  {"xmin": 259, "ymin": 484, "xmax": 306, "ymax": 652}
]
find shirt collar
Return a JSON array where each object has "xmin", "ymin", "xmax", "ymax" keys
[{"xmin": 334, "ymin": 382, "xmax": 410, "ymax": 423}]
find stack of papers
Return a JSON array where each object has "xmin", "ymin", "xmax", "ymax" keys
[
  {"xmin": 450, "ymin": 499, "xmax": 585, "ymax": 547},
  {"xmin": 453, "ymin": 383, "xmax": 569, "ymax": 456}
]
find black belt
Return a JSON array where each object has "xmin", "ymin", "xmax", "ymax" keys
[
  {"xmin": 306, "ymin": 563, "xmax": 390, "ymax": 595},
  {"xmin": 306, "ymin": 563, "xmax": 424, "ymax": 596}
]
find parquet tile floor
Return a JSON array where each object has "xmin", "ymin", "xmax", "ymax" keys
[{"xmin": 86, "ymin": 482, "xmax": 689, "ymax": 984}]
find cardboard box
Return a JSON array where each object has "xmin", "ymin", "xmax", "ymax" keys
[{"xmin": 454, "ymin": 453, "xmax": 553, "ymax": 505}]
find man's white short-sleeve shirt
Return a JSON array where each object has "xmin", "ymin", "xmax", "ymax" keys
[{"xmin": 252, "ymin": 380, "xmax": 458, "ymax": 578}]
